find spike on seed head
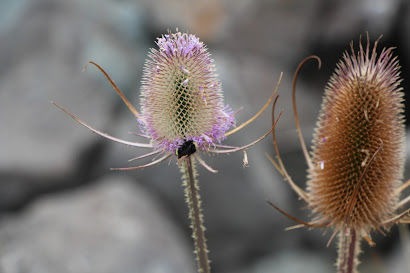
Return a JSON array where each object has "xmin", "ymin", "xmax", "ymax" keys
[
  {"xmin": 139, "ymin": 31, "xmax": 235, "ymax": 152},
  {"xmin": 307, "ymin": 36, "xmax": 405, "ymax": 233}
]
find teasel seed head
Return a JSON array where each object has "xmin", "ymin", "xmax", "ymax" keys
[
  {"xmin": 139, "ymin": 31, "xmax": 234, "ymax": 152},
  {"xmin": 307, "ymin": 37, "xmax": 405, "ymax": 233}
]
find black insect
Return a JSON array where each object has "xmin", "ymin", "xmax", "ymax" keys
[{"xmin": 176, "ymin": 140, "xmax": 197, "ymax": 159}]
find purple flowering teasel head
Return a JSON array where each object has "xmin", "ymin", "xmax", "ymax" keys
[
  {"xmin": 139, "ymin": 32, "xmax": 235, "ymax": 152},
  {"xmin": 51, "ymin": 30, "xmax": 282, "ymax": 273},
  {"xmin": 51, "ymin": 30, "xmax": 281, "ymax": 172}
]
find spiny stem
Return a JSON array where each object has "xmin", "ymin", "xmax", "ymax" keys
[
  {"xmin": 337, "ymin": 228, "xmax": 361, "ymax": 273},
  {"xmin": 181, "ymin": 157, "xmax": 211, "ymax": 273}
]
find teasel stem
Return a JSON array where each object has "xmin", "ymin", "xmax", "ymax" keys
[
  {"xmin": 337, "ymin": 228, "xmax": 361, "ymax": 273},
  {"xmin": 181, "ymin": 156, "xmax": 210, "ymax": 273}
]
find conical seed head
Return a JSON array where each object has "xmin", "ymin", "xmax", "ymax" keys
[
  {"xmin": 307, "ymin": 38, "xmax": 405, "ymax": 232},
  {"xmin": 139, "ymin": 31, "xmax": 234, "ymax": 152}
]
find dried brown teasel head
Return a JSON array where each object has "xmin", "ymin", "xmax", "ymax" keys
[
  {"xmin": 268, "ymin": 35, "xmax": 410, "ymax": 272},
  {"xmin": 308, "ymin": 35, "xmax": 405, "ymax": 234}
]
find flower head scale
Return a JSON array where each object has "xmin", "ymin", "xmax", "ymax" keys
[
  {"xmin": 268, "ymin": 35, "xmax": 410, "ymax": 272},
  {"xmin": 52, "ymin": 31, "xmax": 282, "ymax": 173},
  {"xmin": 140, "ymin": 31, "xmax": 234, "ymax": 152}
]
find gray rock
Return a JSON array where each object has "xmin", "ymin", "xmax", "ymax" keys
[
  {"xmin": 309, "ymin": 0, "xmax": 402, "ymax": 45},
  {"xmin": 0, "ymin": 176, "xmax": 194, "ymax": 273},
  {"xmin": 136, "ymin": 0, "xmax": 227, "ymax": 40},
  {"xmin": 0, "ymin": 0, "xmax": 148, "ymax": 212},
  {"xmin": 216, "ymin": 0, "xmax": 323, "ymax": 68},
  {"xmin": 249, "ymin": 248, "xmax": 333, "ymax": 273},
  {"xmin": 0, "ymin": 0, "xmax": 146, "ymax": 177}
]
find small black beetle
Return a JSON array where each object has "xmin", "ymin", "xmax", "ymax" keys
[{"xmin": 176, "ymin": 140, "xmax": 197, "ymax": 159}]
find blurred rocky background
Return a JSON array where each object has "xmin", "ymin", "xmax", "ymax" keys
[{"xmin": 0, "ymin": 0, "xmax": 409, "ymax": 272}]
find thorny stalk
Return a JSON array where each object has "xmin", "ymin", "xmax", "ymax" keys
[
  {"xmin": 181, "ymin": 157, "xmax": 210, "ymax": 273},
  {"xmin": 337, "ymin": 228, "xmax": 361, "ymax": 273}
]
